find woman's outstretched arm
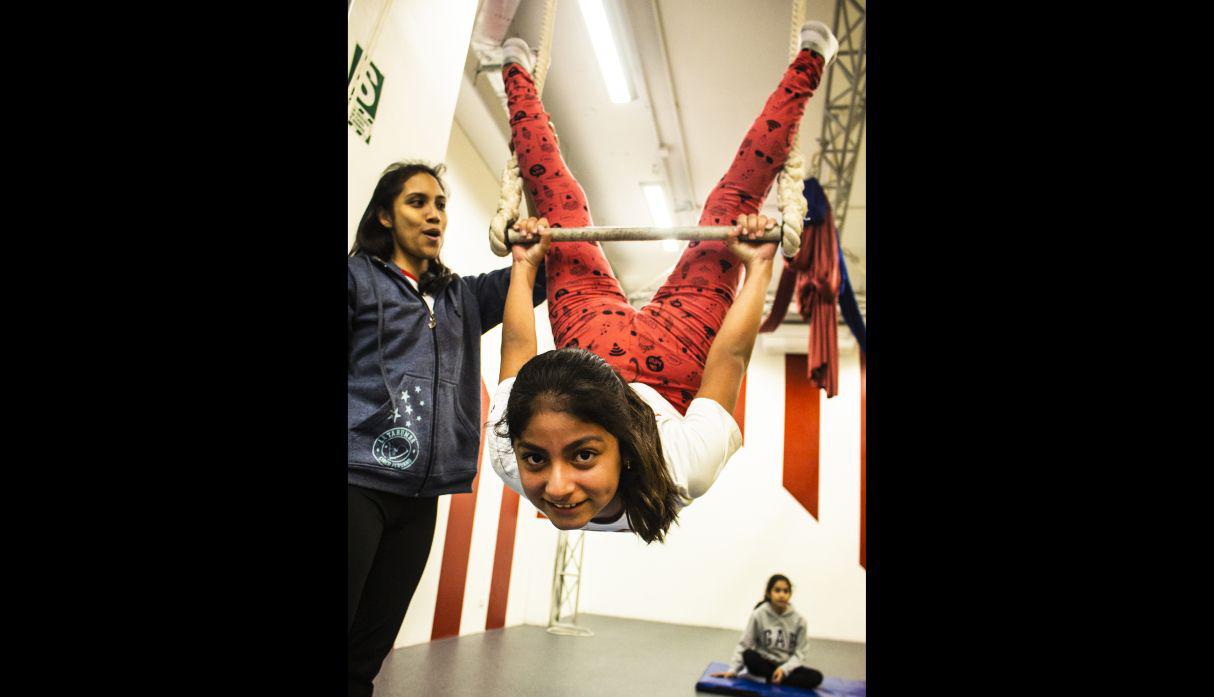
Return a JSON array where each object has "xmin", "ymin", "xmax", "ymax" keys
[
  {"xmin": 499, "ymin": 218, "xmax": 552, "ymax": 382},
  {"xmin": 694, "ymin": 214, "xmax": 777, "ymax": 413}
]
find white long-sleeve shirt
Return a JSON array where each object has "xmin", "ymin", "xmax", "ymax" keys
[
  {"xmin": 729, "ymin": 602, "xmax": 811, "ymax": 675},
  {"xmin": 487, "ymin": 377, "xmax": 743, "ymax": 533}
]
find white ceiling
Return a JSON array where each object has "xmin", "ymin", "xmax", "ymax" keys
[{"xmin": 461, "ymin": 0, "xmax": 864, "ymax": 312}]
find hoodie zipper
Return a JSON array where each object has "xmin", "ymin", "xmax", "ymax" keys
[
  {"xmin": 373, "ymin": 256, "xmax": 439, "ymax": 496},
  {"xmin": 402, "ymin": 273, "xmax": 438, "ymax": 497},
  {"xmin": 418, "ymin": 302, "xmax": 438, "ymax": 497}
]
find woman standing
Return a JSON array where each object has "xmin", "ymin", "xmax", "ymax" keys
[{"xmin": 347, "ymin": 161, "xmax": 544, "ymax": 696}]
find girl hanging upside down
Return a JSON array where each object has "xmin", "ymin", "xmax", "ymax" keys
[{"xmin": 488, "ymin": 21, "xmax": 839, "ymax": 543}]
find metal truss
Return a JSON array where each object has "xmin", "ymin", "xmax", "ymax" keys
[
  {"xmin": 813, "ymin": 0, "xmax": 866, "ymax": 257},
  {"xmin": 547, "ymin": 531, "xmax": 594, "ymax": 636}
]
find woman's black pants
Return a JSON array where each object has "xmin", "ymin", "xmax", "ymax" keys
[{"xmin": 348, "ymin": 484, "xmax": 437, "ymax": 697}]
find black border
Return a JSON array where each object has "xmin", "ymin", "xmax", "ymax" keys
[{"xmin": 116, "ymin": 6, "xmax": 350, "ymax": 692}]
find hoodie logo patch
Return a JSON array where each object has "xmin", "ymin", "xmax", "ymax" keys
[{"xmin": 373, "ymin": 427, "xmax": 420, "ymax": 470}]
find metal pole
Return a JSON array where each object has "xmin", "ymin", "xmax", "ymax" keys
[
  {"xmin": 547, "ymin": 532, "xmax": 566, "ymax": 628},
  {"xmin": 507, "ymin": 225, "xmax": 781, "ymax": 244},
  {"xmin": 546, "ymin": 531, "xmax": 593, "ymax": 636}
]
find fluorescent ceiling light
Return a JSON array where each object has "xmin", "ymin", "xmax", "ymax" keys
[
  {"xmin": 579, "ymin": 0, "xmax": 634, "ymax": 103},
  {"xmin": 641, "ymin": 184, "xmax": 673, "ymax": 228},
  {"xmin": 642, "ymin": 183, "xmax": 677, "ymax": 252}
]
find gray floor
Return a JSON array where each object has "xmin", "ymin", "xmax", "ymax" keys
[{"xmin": 374, "ymin": 614, "xmax": 865, "ymax": 697}]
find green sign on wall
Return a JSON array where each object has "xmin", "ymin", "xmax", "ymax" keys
[{"xmin": 348, "ymin": 44, "xmax": 385, "ymax": 144}]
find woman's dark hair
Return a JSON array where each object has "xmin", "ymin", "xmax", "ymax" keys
[
  {"xmin": 350, "ymin": 161, "xmax": 456, "ymax": 294},
  {"xmin": 754, "ymin": 574, "xmax": 793, "ymax": 609},
  {"xmin": 496, "ymin": 348, "xmax": 682, "ymax": 544}
]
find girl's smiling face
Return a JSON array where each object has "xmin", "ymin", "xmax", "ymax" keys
[{"xmin": 514, "ymin": 408, "xmax": 623, "ymax": 529}]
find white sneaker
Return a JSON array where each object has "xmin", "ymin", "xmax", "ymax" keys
[
  {"xmin": 502, "ymin": 37, "xmax": 534, "ymax": 74},
  {"xmin": 800, "ymin": 20, "xmax": 839, "ymax": 67}
]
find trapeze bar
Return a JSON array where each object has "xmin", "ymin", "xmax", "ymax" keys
[{"xmin": 506, "ymin": 225, "xmax": 781, "ymax": 244}]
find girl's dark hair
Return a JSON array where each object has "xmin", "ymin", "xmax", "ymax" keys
[
  {"xmin": 350, "ymin": 161, "xmax": 456, "ymax": 294},
  {"xmin": 496, "ymin": 348, "xmax": 682, "ymax": 544},
  {"xmin": 754, "ymin": 574, "xmax": 793, "ymax": 609}
]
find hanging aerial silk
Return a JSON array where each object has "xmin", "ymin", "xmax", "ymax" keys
[
  {"xmin": 837, "ymin": 244, "xmax": 866, "ymax": 353},
  {"xmin": 795, "ymin": 186, "xmax": 840, "ymax": 397},
  {"xmin": 759, "ymin": 177, "xmax": 866, "ymax": 397}
]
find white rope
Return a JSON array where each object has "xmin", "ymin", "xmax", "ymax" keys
[
  {"xmin": 775, "ymin": 0, "xmax": 807, "ymax": 258},
  {"xmin": 489, "ymin": 153, "xmax": 523, "ymax": 256},
  {"xmin": 776, "ymin": 148, "xmax": 807, "ymax": 257},
  {"xmin": 489, "ymin": 0, "xmax": 559, "ymax": 256}
]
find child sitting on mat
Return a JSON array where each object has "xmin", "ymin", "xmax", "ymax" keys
[
  {"xmin": 487, "ymin": 21, "xmax": 840, "ymax": 543},
  {"xmin": 711, "ymin": 574, "xmax": 823, "ymax": 689}
]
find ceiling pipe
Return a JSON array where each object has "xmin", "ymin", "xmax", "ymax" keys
[
  {"xmin": 638, "ymin": 0, "xmax": 698, "ymax": 225},
  {"xmin": 470, "ymin": 0, "xmax": 523, "ymax": 55}
]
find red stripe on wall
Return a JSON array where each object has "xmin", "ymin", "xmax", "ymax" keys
[
  {"xmin": 732, "ymin": 373, "xmax": 747, "ymax": 439},
  {"xmin": 783, "ymin": 354, "xmax": 820, "ymax": 520},
  {"xmin": 860, "ymin": 350, "xmax": 866, "ymax": 570},
  {"xmin": 485, "ymin": 487, "xmax": 520, "ymax": 630},
  {"xmin": 430, "ymin": 381, "xmax": 490, "ymax": 640}
]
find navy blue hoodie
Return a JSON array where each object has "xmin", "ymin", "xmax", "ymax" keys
[{"xmin": 348, "ymin": 253, "xmax": 545, "ymax": 496}]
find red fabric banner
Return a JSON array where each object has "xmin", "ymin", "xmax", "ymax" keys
[
  {"xmin": 430, "ymin": 381, "xmax": 490, "ymax": 640},
  {"xmin": 783, "ymin": 354, "xmax": 820, "ymax": 520},
  {"xmin": 796, "ymin": 208, "xmax": 840, "ymax": 397},
  {"xmin": 860, "ymin": 351, "xmax": 866, "ymax": 569},
  {"xmin": 485, "ymin": 487, "xmax": 520, "ymax": 630}
]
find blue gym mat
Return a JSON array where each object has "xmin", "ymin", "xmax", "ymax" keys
[{"xmin": 696, "ymin": 661, "xmax": 866, "ymax": 697}]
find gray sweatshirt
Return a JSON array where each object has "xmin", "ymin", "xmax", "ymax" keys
[{"xmin": 728, "ymin": 602, "xmax": 810, "ymax": 675}]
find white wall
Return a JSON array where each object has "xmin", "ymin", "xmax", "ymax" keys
[{"xmin": 348, "ymin": 0, "xmax": 480, "ymax": 247}]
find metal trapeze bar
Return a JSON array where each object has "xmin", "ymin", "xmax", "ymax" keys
[{"xmin": 506, "ymin": 225, "xmax": 781, "ymax": 244}]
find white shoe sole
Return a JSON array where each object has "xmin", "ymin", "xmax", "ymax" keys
[
  {"xmin": 800, "ymin": 21, "xmax": 839, "ymax": 66},
  {"xmin": 502, "ymin": 38, "xmax": 534, "ymax": 73}
]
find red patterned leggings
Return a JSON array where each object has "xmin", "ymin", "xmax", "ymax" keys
[{"xmin": 504, "ymin": 49, "xmax": 823, "ymax": 414}]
